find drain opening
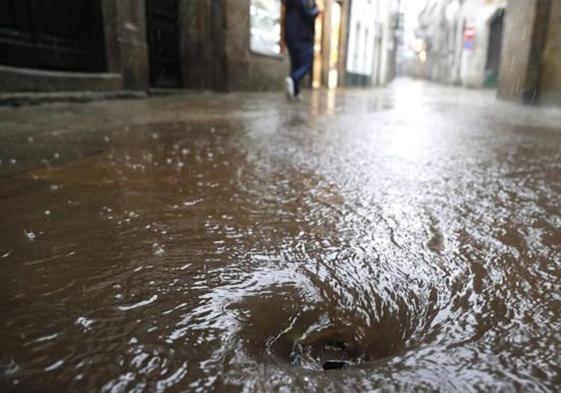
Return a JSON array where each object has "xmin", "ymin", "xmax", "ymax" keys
[
  {"xmin": 289, "ymin": 336, "xmax": 368, "ymax": 371},
  {"xmin": 322, "ymin": 360, "xmax": 349, "ymax": 370},
  {"xmin": 268, "ymin": 317, "xmax": 409, "ymax": 371}
]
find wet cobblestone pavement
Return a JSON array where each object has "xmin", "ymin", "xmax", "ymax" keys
[{"xmin": 1, "ymin": 80, "xmax": 561, "ymax": 392}]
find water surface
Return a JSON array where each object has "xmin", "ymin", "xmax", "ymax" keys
[{"xmin": 1, "ymin": 81, "xmax": 561, "ymax": 392}]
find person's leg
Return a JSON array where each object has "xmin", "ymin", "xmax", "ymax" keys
[
  {"xmin": 286, "ymin": 41, "xmax": 298, "ymax": 75},
  {"xmin": 289, "ymin": 41, "xmax": 305, "ymax": 96},
  {"xmin": 285, "ymin": 40, "xmax": 299, "ymax": 99},
  {"xmin": 286, "ymin": 40, "xmax": 298, "ymax": 75},
  {"xmin": 290, "ymin": 40, "xmax": 314, "ymax": 96}
]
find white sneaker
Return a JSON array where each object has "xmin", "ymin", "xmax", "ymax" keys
[{"xmin": 285, "ymin": 77, "xmax": 295, "ymax": 101}]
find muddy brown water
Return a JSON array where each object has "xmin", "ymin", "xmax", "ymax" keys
[{"xmin": 1, "ymin": 82, "xmax": 561, "ymax": 392}]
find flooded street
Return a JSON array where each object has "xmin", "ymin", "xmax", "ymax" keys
[{"xmin": 1, "ymin": 80, "xmax": 561, "ymax": 392}]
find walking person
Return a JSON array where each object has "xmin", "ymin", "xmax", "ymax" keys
[{"xmin": 283, "ymin": 0, "xmax": 323, "ymax": 101}]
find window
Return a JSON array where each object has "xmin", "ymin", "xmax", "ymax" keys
[{"xmin": 250, "ymin": 0, "xmax": 282, "ymax": 56}]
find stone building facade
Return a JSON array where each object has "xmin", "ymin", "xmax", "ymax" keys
[
  {"xmin": 1, "ymin": 1, "xmax": 149, "ymax": 92},
  {"xmin": 405, "ymin": 0, "xmax": 561, "ymax": 107},
  {"xmin": 181, "ymin": 0, "xmax": 289, "ymax": 92},
  {"xmin": 0, "ymin": 0, "xmax": 406, "ymax": 93},
  {"xmin": 414, "ymin": 0, "xmax": 507, "ymax": 88},
  {"xmin": 498, "ymin": 0, "xmax": 561, "ymax": 106},
  {"xmin": 0, "ymin": 0, "xmax": 288, "ymax": 93},
  {"xmin": 344, "ymin": 0, "xmax": 400, "ymax": 87},
  {"xmin": 1, "ymin": 0, "xmax": 406, "ymax": 96}
]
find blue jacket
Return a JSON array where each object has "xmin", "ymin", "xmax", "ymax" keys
[{"xmin": 283, "ymin": 0, "xmax": 320, "ymax": 41}]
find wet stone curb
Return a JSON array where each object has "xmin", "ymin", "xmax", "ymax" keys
[{"xmin": 0, "ymin": 91, "xmax": 148, "ymax": 107}]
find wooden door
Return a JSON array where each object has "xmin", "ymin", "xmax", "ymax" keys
[
  {"xmin": 146, "ymin": 0, "xmax": 181, "ymax": 87},
  {"xmin": 0, "ymin": 0, "xmax": 105, "ymax": 71}
]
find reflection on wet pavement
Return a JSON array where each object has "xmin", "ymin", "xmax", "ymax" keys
[{"xmin": 1, "ymin": 80, "xmax": 561, "ymax": 392}]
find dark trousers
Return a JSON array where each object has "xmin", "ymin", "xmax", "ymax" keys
[{"xmin": 286, "ymin": 39, "xmax": 314, "ymax": 96}]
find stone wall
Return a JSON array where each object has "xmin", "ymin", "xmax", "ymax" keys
[
  {"xmin": 497, "ymin": 0, "xmax": 536, "ymax": 101},
  {"xmin": 102, "ymin": 0, "xmax": 150, "ymax": 90},
  {"xmin": 180, "ymin": 0, "xmax": 287, "ymax": 91},
  {"xmin": 497, "ymin": 0, "xmax": 551, "ymax": 103},
  {"xmin": 223, "ymin": 0, "xmax": 288, "ymax": 91},
  {"xmin": 538, "ymin": 0, "xmax": 561, "ymax": 106},
  {"xmin": 181, "ymin": 0, "xmax": 226, "ymax": 90}
]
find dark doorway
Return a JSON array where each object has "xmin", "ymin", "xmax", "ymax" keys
[
  {"xmin": 485, "ymin": 9, "xmax": 505, "ymax": 88},
  {"xmin": 0, "ymin": 0, "xmax": 105, "ymax": 72},
  {"xmin": 146, "ymin": 0, "xmax": 181, "ymax": 88}
]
